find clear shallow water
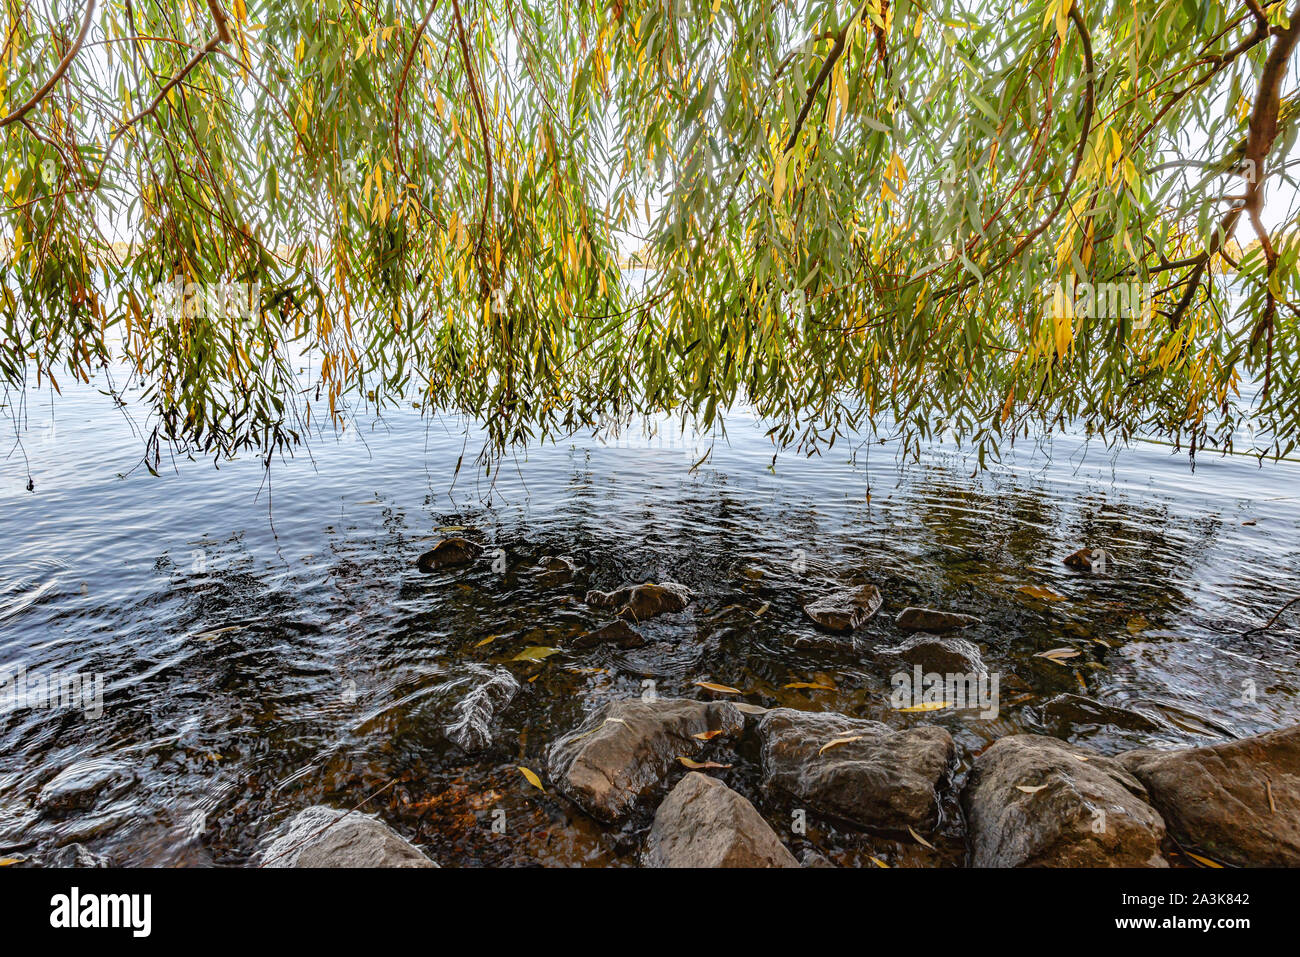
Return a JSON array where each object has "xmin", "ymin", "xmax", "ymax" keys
[{"xmin": 1, "ymin": 371, "xmax": 1299, "ymax": 867}]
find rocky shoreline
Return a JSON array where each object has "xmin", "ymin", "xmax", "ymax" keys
[{"xmin": 239, "ymin": 542, "xmax": 1300, "ymax": 869}]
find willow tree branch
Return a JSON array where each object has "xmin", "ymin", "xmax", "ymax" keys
[
  {"xmin": 450, "ymin": 0, "xmax": 495, "ymax": 296},
  {"xmin": 392, "ymin": 1, "xmax": 441, "ymax": 182},
  {"xmin": 0, "ymin": 0, "xmax": 97, "ymax": 130}
]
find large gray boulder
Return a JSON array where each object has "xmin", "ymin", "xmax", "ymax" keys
[
  {"xmin": 548, "ymin": 697, "xmax": 744, "ymax": 821},
  {"xmin": 645, "ymin": 772, "xmax": 799, "ymax": 868},
  {"xmin": 259, "ymin": 806, "xmax": 436, "ymax": 867},
  {"xmin": 963, "ymin": 735, "xmax": 1167, "ymax": 867},
  {"xmin": 756, "ymin": 708, "xmax": 954, "ymax": 832},
  {"xmin": 1119, "ymin": 724, "xmax": 1300, "ymax": 867}
]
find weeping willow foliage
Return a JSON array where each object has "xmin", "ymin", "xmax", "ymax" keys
[{"xmin": 3, "ymin": 0, "xmax": 1300, "ymax": 470}]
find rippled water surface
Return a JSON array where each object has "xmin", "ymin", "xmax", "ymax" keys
[{"xmin": 2, "ymin": 372, "xmax": 1299, "ymax": 867}]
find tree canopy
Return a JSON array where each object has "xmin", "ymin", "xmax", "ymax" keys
[{"xmin": 3, "ymin": 0, "xmax": 1300, "ymax": 471}]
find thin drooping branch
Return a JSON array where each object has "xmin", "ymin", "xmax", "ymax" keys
[
  {"xmin": 450, "ymin": 0, "xmax": 495, "ymax": 297},
  {"xmin": 0, "ymin": 0, "xmax": 97, "ymax": 130},
  {"xmin": 392, "ymin": 1, "xmax": 442, "ymax": 182}
]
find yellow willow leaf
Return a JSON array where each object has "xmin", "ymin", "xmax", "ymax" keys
[
  {"xmin": 693, "ymin": 680, "xmax": 742, "ymax": 694},
  {"xmin": 773, "ymin": 151, "xmax": 787, "ymax": 204},
  {"xmin": 785, "ymin": 681, "xmax": 835, "ymax": 690},
  {"xmin": 512, "ymin": 645, "xmax": 561, "ymax": 662},
  {"xmin": 1018, "ymin": 584, "xmax": 1066, "ymax": 601},
  {"xmin": 1035, "ymin": 647, "xmax": 1081, "ymax": 663},
  {"xmin": 677, "ymin": 757, "xmax": 732, "ymax": 770},
  {"xmin": 1016, "ymin": 784, "xmax": 1048, "ymax": 794},
  {"xmin": 870, "ymin": 855, "xmax": 890, "ymax": 868},
  {"xmin": 897, "ymin": 701, "xmax": 952, "ymax": 713},
  {"xmin": 818, "ymin": 735, "xmax": 863, "ymax": 755},
  {"xmin": 693, "ymin": 729, "xmax": 725, "ymax": 740},
  {"xmin": 473, "ymin": 634, "xmax": 499, "ymax": 647},
  {"xmin": 908, "ymin": 827, "xmax": 936, "ymax": 849},
  {"xmin": 1184, "ymin": 851, "xmax": 1224, "ymax": 869},
  {"xmin": 517, "ymin": 766, "xmax": 544, "ymax": 790},
  {"xmin": 0, "ymin": 857, "xmax": 23, "ymax": 866}
]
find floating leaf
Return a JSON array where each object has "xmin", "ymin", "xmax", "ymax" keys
[
  {"xmin": 512, "ymin": 646, "xmax": 560, "ymax": 662},
  {"xmin": 785, "ymin": 681, "xmax": 835, "ymax": 691},
  {"xmin": 733, "ymin": 703, "xmax": 771, "ymax": 716},
  {"xmin": 693, "ymin": 680, "xmax": 742, "ymax": 695},
  {"xmin": 897, "ymin": 701, "xmax": 952, "ymax": 712},
  {"xmin": 517, "ymin": 766, "xmax": 544, "ymax": 790},
  {"xmin": 1184, "ymin": 851, "xmax": 1224, "ymax": 869},
  {"xmin": 678, "ymin": 757, "xmax": 731, "ymax": 769},
  {"xmin": 908, "ymin": 827, "xmax": 936, "ymax": 849},
  {"xmin": 1018, "ymin": 584, "xmax": 1066, "ymax": 602},
  {"xmin": 1035, "ymin": 647, "xmax": 1081, "ymax": 663},
  {"xmin": 1015, "ymin": 784, "xmax": 1048, "ymax": 794},
  {"xmin": 869, "ymin": 856, "xmax": 889, "ymax": 868},
  {"xmin": 818, "ymin": 735, "xmax": 863, "ymax": 755},
  {"xmin": 693, "ymin": 729, "xmax": 725, "ymax": 741}
]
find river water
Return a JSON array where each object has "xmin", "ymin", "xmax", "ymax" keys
[{"xmin": 1, "ymin": 369, "xmax": 1298, "ymax": 867}]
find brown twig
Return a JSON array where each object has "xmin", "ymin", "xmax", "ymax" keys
[
  {"xmin": 1242, "ymin": 595, "xmax": 1300, "ymax": 636},
  {"xmin": 0, "ymin": 0, "xmax": 97, "ymax": 129}
]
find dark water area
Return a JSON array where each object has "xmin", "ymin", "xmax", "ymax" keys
[{"xmin": 2, "ymin": 373, "xmax": 1299, "ymax": 867}]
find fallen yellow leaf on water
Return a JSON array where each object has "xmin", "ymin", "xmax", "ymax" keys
[
  {"xmin": 869, "ymin": 856, "xmax": 889, "ymax": 868},
  {"xmin": 517, "ymin": 766, "xmax": 544, "ymax": 790},
  {"xmin": 693, "ymin": 680, "xmax": 742, "ymax": 695},
  {"xmin": 1184, "ymin": 851, "xmax": 1224, "ymax": 869},
  {"xmin": 908, "ymin": 827, "xmax": 936, "ymax": 849},
  {"xmin": 1035, "ymin": 647, "xmax": 1081, "ymax": 663},
  {"xmin": 1126, "ymin": 616, "xmax": 1150, "ymax": 634},
  {"xmin": 0, "ymin": 857, "xmax": 23, "ymax": 867},
  {"xmin": 512, "ymin": 646, "xmax": 560, "ymax": 662},
  {"xmin": 693, "ymin": 729, "xmax": 725, "ymax": 741},
  {"xmin": 678, "ymin": 757, "xmax": 732, "ymax": 769},
  {"xmin": 474, "ymin": 634, "xmax": 499, "ymax": 647},
  {"xmin": 818, "ymin": 735, "xmax": 863, "ymax": 755},
  {"xmin": 784, "ymin": 681, "xmax": 836, "ymax": 691},
  {"xmin": 734, "ymin": 703, "xmax": 770, "ymax": 716},
  {"xmin": 1018, "ymin": 584, "xmax": 1066, "ymax": 602},
  {"xmin": 897, "ymin": 701, "xmax": 953, "ymax": 712},
  {"xmin": 1016, "ymin": 784, "xmax": 1048, "ymax": 794}
]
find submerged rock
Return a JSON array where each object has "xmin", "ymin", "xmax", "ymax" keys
[
  {"xmin": 756, "ymin": 708, "xmax": 955, "ymax": 831},
  {"xmin": 585, "ymin": 582, "xmax": 692, "ymax": 622},
  {"xmin": 570, "ymin": 619, "xmax": 646, "ymax": 650},
  {"xmin": 536, "ymin": 555, "xmax": 577, "ymax": 587},
  {"xmin": 1063, "ymin": 548, "xmax": 1095, "ymax": 571},
  {"xmin": 416, "ymin": 537, "xmax": 481, "ymax": 572},
  {"xmin": 36, "ymin": 759, "xmax": 135, "ymax": 815},
  {"xmin": 1119, "ymin": 724, "xmax": 1300, "ymax": 866},
  {"xmin": 444, "ymin": 667, "xmax": 520, "ymax": 752},
  {"xmin": 1038, "ymin": 693, "xmax": 1161, "ymax": 733},
  {"xmin": 963, "ymin": 734, "xmax": 1166, "ymax": 867},
  {"xmin": 645, "ymin": 772, "xmax": 799, "ymax": 868},
  {"xmin": 45, "ymin": 843, "xmax": 110, "ymax": 868},
  {"xmin": 801, "ymin": 584, "xmax": 882, "ymax": 632},
  {"xmin": 875, "ymin": 633, "xmax": 986, "ymax": 675},
  {"xmin": 259, "ymin": 806, "xmax": 436, "ymax": 868},
  {"xmin": 548, "ymin": 697, "xmax": 744, "ymax": 822},
  {"xmin": 895, "ymin": 607, "xmax": 980, "ymax": 632}
]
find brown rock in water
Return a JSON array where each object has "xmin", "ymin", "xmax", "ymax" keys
[
  {"xmin": 416, "ymin": 537, "xmax": 481, "ymax": 572},
  {"xmin": 1063, "ymin": 548, "xmax": 1094, "ymax": 570},
  {"xmin": 756, "ymin": 708, "xmax": 954, "ymax": 831},
  {"xmin": 536, "ymin": 555, "xmax": 577, "ymax": 586},
  {"xmin": 570, "ymin": 619, "xmax": 646, "ymax": 650},
  {"xmin": 584, "ymin": 582, "xmax": 692, "ymax": 622},
  {"xmin": 875, "ymin": 633, "xmax": 986, "ymax": 675},
  {"xmin": 645, "ymin": 772, "xmax": 799, "ymax": 868},
  {"xmin": 895, "ymin": 606, "xmax": 979, "ymax": 632},
  {"xmin": 1118, "ymin": 724, "xmax": 1300, "ymax": 867},
  {"xmin": 548, "ymin": 697, "xmax": 744, "ymax": 821},
  {"xmin": 962, "ymin": 734, "xmax": 1167, "ymax": 867},
  {"xmin": 1038, "ymin": 693, "xmax": 1162, "ymax": 733},
  {"xmin": 801, "ymin": 584, "xmax": 882, "ymax": 632}
]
